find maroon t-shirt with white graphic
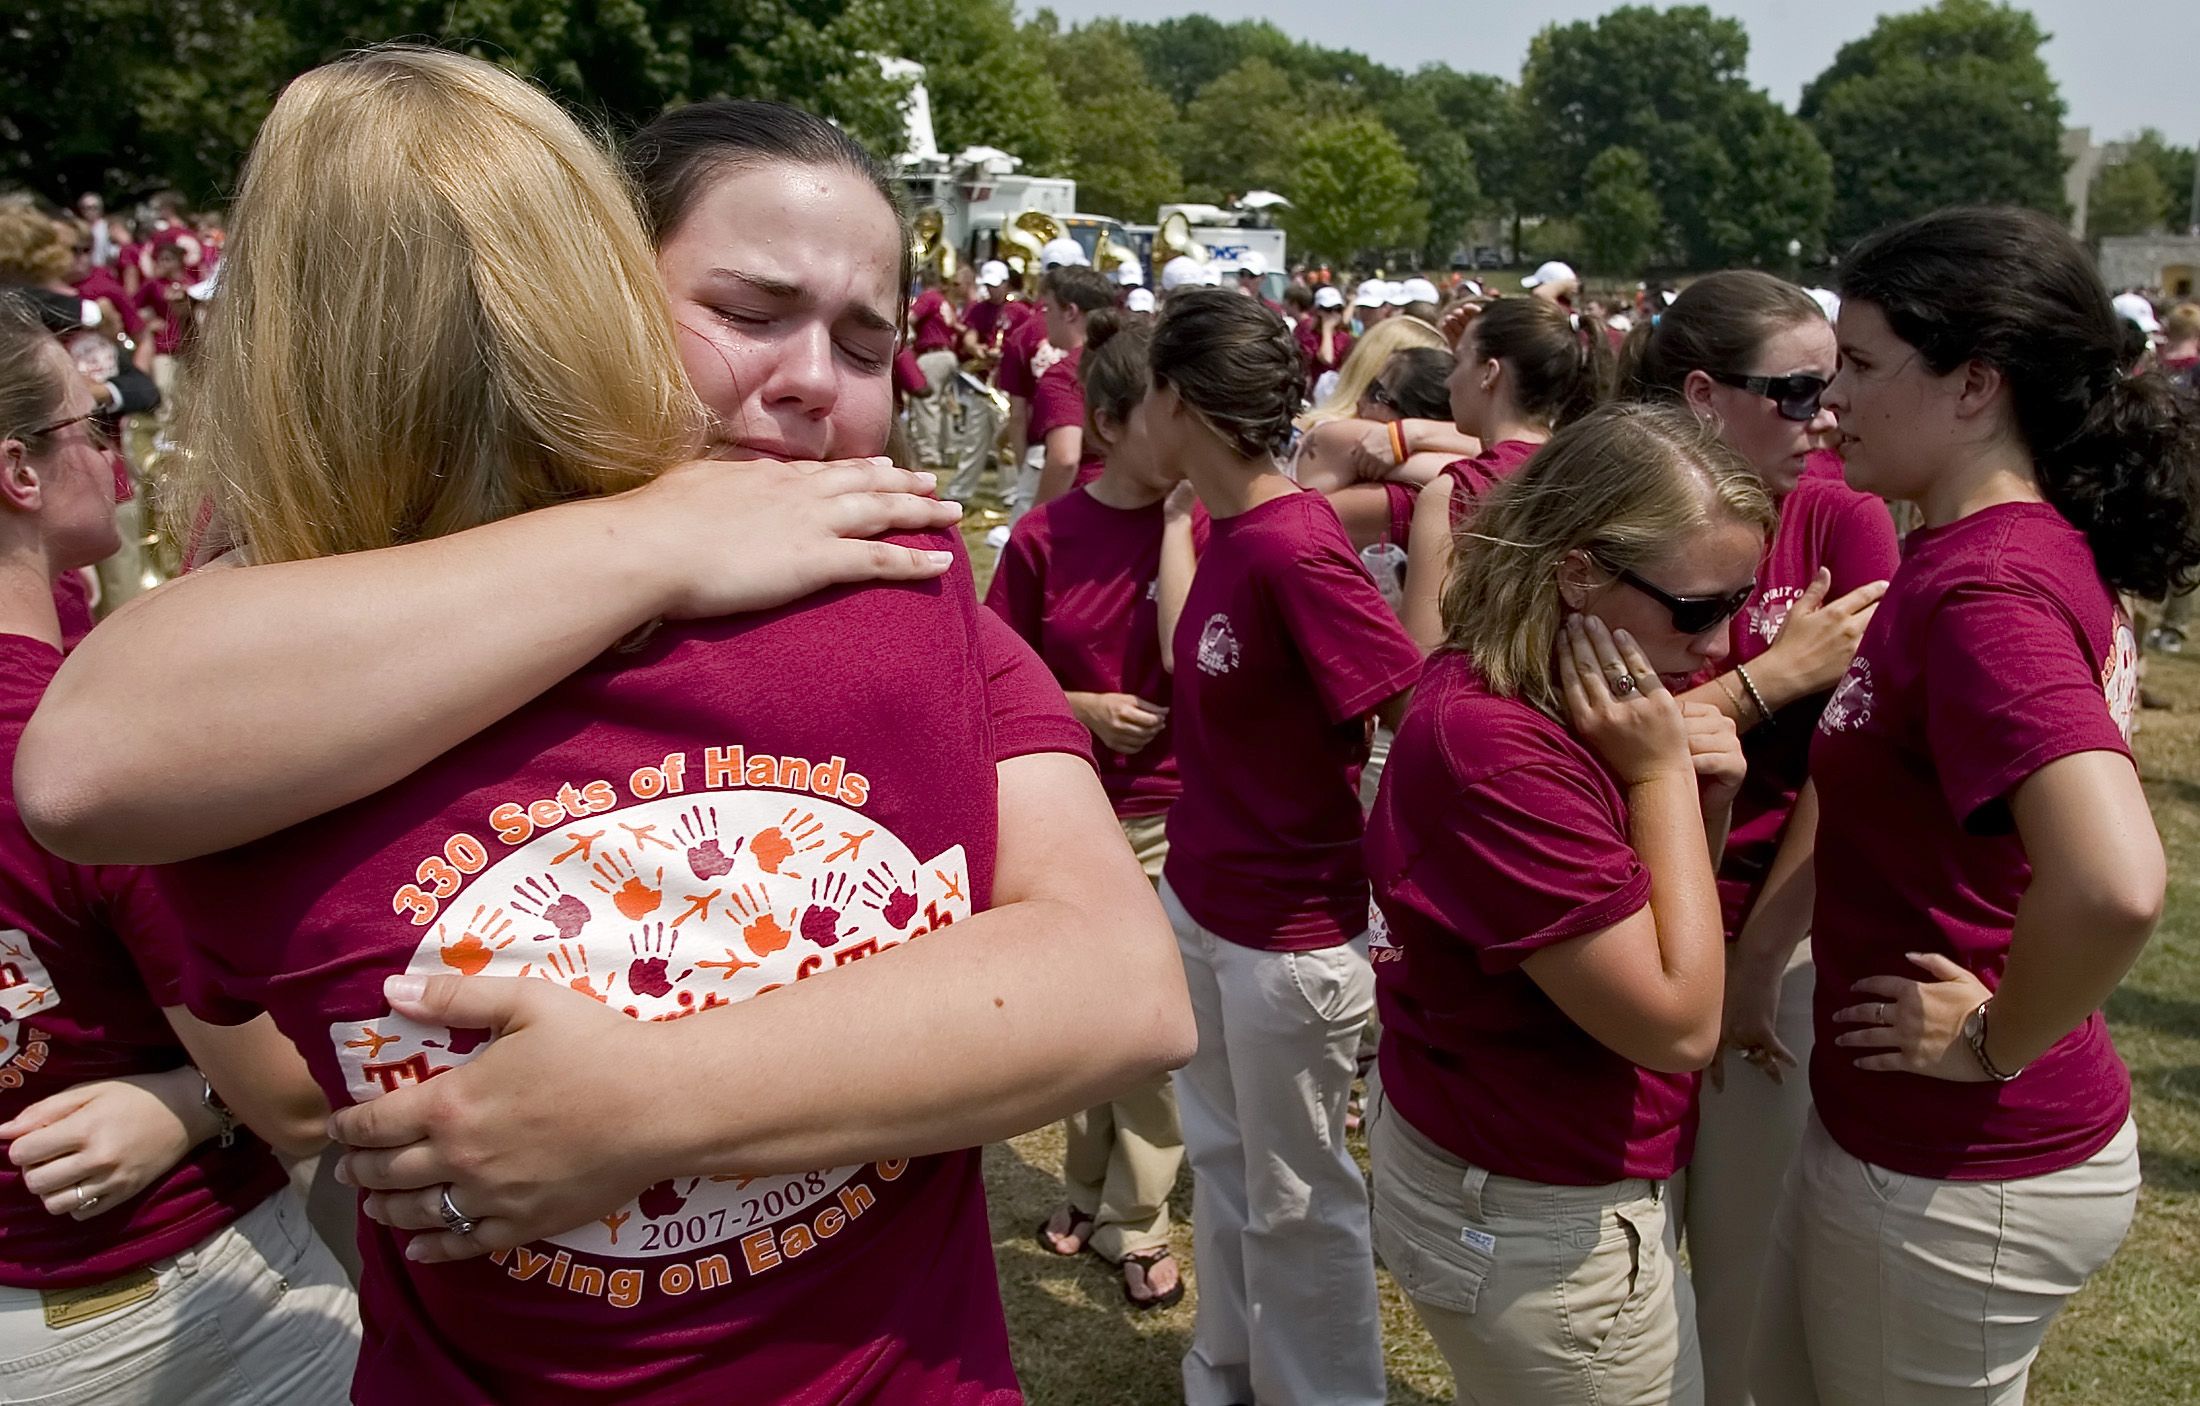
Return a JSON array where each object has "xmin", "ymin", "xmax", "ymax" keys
[
  {"xmin": 1163, "ymin": 489, "xmax": 1423, "ymax": 950},
  {"xmin": 1711, "ymin": 453, "xmax": 1897, "ymax": 935},
  {"xmin": 1811, "ymin": 501, "xmax": 2136, "ymax": 1181},
  {"xmin": 0, "ymin": 636, "xmax": 288, "ymax": 1290},
  {"xmin": 138, "ymin": 534, "xmax": 1088, "ymax": 1404},
  {"xmin": 1368, "ymin": 651, "xmax": 1692, "ymax": 1184}
]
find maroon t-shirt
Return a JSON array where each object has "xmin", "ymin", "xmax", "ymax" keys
[
  {"xmin": 52, "ymin": 572, "xmax": 94, "ymax": 653},
  {"xmin": 1443, "ymin": 438, "xmax": 1541, "ymax": 525},
  {"xmin": 72, "ymin": 268, "xmax": 141, "ymax": 338},
  {"xmin": 1383, "ymin": 437, "xmax": 1540, "ymax": 565},
  {"xmin": 1710, "ymin": 453, "xmax": 1898, "ymax": 935},
  {"xmin": 995, "ymin": 318, "xmax": 1054, "ymax": 420},
  {"xmin": 140, "ymin": 534, "xmax": 1089, "ymax": 1405},
  {"xmin": 0, "ymin": 636, "xmax": 289, "ymax": 1290},
  {"xmin": 985, "ymin": 490, "xmax": 1210, "ymax": 818},
  {"xmin": 1030, "ymin": 348, "xmax": 1104, "ymax": 483},
  {"xmin": 909, "ymin": 290, "xmax": 956, "ymax": 355},
  {"xmin": 1164, "ymin": 490, "xmax": 1423, "ymax": 950},
  {"xmin": 1368, "ymin": 652, "xmax": 1692, "ymax": 1184},
  {"xmin": 1811, "ymin": 502, "xmax": 2137, "ymax": 1181},
  {"xmin": 966, "ymin": 299, "xmax": 1030, "ymax": 358},
  {"xmin": 133, "ymin": 277, "xmax": 188, "ymax": 355},
  {"xmin": 891, "ymin": 349, "xmax": 928, "ymax": 398},
  {"xmin": 1296, "ymin": 322, "xmax": 1354, "ymax": 390}
]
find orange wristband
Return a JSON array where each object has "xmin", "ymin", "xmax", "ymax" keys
[{"xmin": 1388, "ymin": 421, "xmax": 1408, "ymax": 465}]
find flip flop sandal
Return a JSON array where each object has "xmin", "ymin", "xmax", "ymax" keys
[
  {"xmin": 1120, "ymin": 1247, "xmax": 1186, "ymax": 1312},
  {"xmin": 1033, "ymin": 1207, "xmax": 1095, "ymax": 1257}
]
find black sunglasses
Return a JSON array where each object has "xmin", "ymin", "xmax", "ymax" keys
[
  {"xmin": 1707, "ymin": 370, "xmax": 1828, "ymax": 422},
  {"xmin": 1606, "ymin": 564, "xmax": 1755, "ymax": 635}
]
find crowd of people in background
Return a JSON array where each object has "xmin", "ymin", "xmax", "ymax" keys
[{"xmin": 2, "ymin": 39, "xmax": 2198, "ymax": 1406}]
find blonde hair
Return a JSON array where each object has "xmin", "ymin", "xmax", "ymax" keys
[
  {"xmin": 0, "ymin": 201, "xmax": 71, "ymax": 286},
  {"xmin": 2165, "ymin": 301, "xmax": 2200, "ymax": 349},
  {"xmin": 1296, "ymin": 315, "xmax": 1446, "ymax": 429},
  {"xmin": 176, "ymin": 45, "xmax": 702, "ymax": 564},
  {"xmin": 1441, "ymin": 403, "xmax": 1774, "ymax": 718}
]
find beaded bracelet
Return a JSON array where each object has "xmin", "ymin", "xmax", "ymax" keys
[{"xmin": 1735, "ymin": 664, "xmax": 1775, "ymax": 730}]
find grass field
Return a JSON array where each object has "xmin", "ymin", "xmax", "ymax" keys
[{"xmin": 968, "ymin": 512, "xmax": 2200, "ymax": 1402}]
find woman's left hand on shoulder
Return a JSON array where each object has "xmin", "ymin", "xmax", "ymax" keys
[{"xmin": 1832, "ymin": 952, "xmax": 1995, "ymax": 1081}]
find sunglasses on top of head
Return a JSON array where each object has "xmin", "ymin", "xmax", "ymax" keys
[
  {"xmin": 1706, "ymin": 370, "xmax": 1828, "ymax": 422},
  {"xmin": 1598, "ymin": 560, "xmax": 1756, "ymax": 635}
]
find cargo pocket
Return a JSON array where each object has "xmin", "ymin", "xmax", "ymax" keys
[
  {"xmin": 1579, "ymin": 1195, "xmax": 1669, "ymax": 1366},
  {"xmin": 1372, "ymin": 1196, "xmax": 1496, "ymax": 1316}
]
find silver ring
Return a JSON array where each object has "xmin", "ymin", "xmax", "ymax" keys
[
  {"xmin": 1877, "ymin": 1002, "xmax": 1890, "ymax": 1024},
  {"xmin": 1609, "ymin": 671, "xmax": 1637, "ymax": 697},
  {"xmin": 438, "ymin": 1186, "xmax": 479, "ymax": 1237},
  {"xmin": 74, "ymin": 1185, "xmax": 97, "ymax": 1212}
]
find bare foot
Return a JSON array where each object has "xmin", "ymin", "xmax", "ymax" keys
[
  {"xmin": 1037, "ymin": 1205, "xmax": 1093, "ymax": 1256},
  {"xmin": 1123, "ymin": 1248, "xmax": 1184, "ymax": 1309}
]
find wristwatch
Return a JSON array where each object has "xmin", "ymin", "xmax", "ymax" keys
[
  {"xmin": 1962, "ymin": 999, "xmax": 2021, "ymax": 1082},
  {"xmin": 199, "ymin": 1072, "xmax": 238, "ymax": 1148}
]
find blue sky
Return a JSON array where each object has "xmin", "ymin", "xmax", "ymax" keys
[{"xmin": 1049, "ymin": 0, "xmax": 2197, "ymax": 141}]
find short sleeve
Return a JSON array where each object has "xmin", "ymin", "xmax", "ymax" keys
[
  {"xmin": 88, "ymin": 865, "xmax": 264, "ymax": 1025},
  {"xmin": 1925, "ymin": 583, "xmax": 2131, "ymax": 828},
  {"xmin": 976, "ymin": 608, "xmax": 1092, "ymax": 767},
  {"xmin": 1399, "ymin": 762, "xmax": 1650, "ymax": 974},
  {"xmin": 1821, "ymin": 492, "xmax": 1901, "ymax": 595},
  {"xmin": 982, "ymin": 518, "xmax": 1047, "ymax": 650},
  {"xmin": 1270, "ymin": 538, "xmax": 1424, "ymax": 725},
  {"xmin": 892, "ymin": 349, "xmax": 927, "ymax": 396}
]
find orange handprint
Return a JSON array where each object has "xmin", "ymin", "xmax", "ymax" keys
[
  {"xmin": 527, "ymin": 943, "xmax": 608, "ymax": 1002},
  {"xmin": 438, "ymin": 905, "xmax": 515, "ymax": 976},
  {"xmin": 723, "ymin": 883, "xmax": 793, "ymax": 958},
  {"xmin": 589, "ymin": 850, "xmax": 665, "ymax": 921},
  {"xmin": 749, "ymin": 808, "xmax": 825, "ymax": 877}
]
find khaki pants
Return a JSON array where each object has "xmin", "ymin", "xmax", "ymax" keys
[
  {"xmin": 904, "ymin": 349, "xmax": 960, "ymax": 470},
  {"xmin": 1750, "ymin": 1113, "xmax": 2139, "ymax": 1405},
  {"xmin": 1162, "ymin": 878, "xmax": 1384, "ymax": 1406},
  {"xmin": 1682, "ymin": 944, "xmax": 1817, "ymax": 1406},
  {"xmin": 1060, "ymin": 814, "xmax": 1185, "ymax": 1262},
  {"xmin": 943, "ymin": 378, "xmax": 1004, "ymax": 505},
  {"xmin": 1370, "ymin": 1080, "xmax": 1701, "ymax": 1406},
  {"xmin": 0, "ymin": 1187, "xmax": 359, "ymax": 1404}
]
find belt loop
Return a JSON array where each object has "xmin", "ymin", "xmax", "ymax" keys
[{"xmin": 1460, "ymin": 1164, "xmax": 1489, "ymax": 1221}]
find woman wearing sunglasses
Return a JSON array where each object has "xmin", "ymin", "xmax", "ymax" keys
[
  {"xmin": 1751, "ymin": 207, "xmax": 2195, "ymax": 1405},
  {"xmin": 1290, "ymin": 344, "xmax": 1468, "ymax": 552},
  {"xmin": 1614, "ymin": 269, "xmax": 1898, "ymax": 1406},
  {"xmin": 1365, "ymin": 403, "xmax": 1763, "ymax": 1405},
  {"xmin": 1399, "ymin": 296, "xmax": 1614, "ymax": 649}
]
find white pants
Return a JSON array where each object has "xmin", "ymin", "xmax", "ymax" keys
[
  {"xmin": 1681, "ymin": 945, "xmax": 1817, "ymax": 1406},
  {"xmin": 1010, "ymin": 443, "xmax": 1047, "ymax": 525},
  {"xmin": 1162, "ymin": 878, "xmax": 1384, "ymax": 1406},
  {"xmin": 1750, "ymin": 1113, "xmax": 2139, "ymax": 1405},
  {"xmin": 0, "ymin": 1186, "xmax": 359, "ymax": 1404}
]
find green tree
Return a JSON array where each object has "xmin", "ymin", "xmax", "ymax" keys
[
  {"xmin": 1801, "ymin": 0, "xmax": 2067, "ymax": 248},
  {"xmin": 1581, "ymin": 147, "xmax": 1662, "ymax": 275},
  {"xmin": 1122, "ymin": 15, "xmax": 1298, "ymax": 108},
  {"xmin": 2123, "ymin": 130, "xmax": 2197, "ymax": 232},
  {"xmin": 2089, "ymin": 160, "xmax": 2171, "ymax": 240},
  {"xmin": 883, "ymin": 0, "xmax": 1069, "ymax": 168},
  {"xmin": 1376, "ymin": 69, "xmax": 1487, "ymax": 264},
  {"xmin": 1285, "ymin": 113, "xmax": 1426, "ymax": 264},
  {"xmin": 4, "ymin": 0, "xmax": 917, "ymax": 204},
  {"xmin": 1175, "ymin": 57, "xmax": 1310, "ymax": 201},
  {"xmin": 1517, "ymin": 5, "xmax": 1828, "ymax": 268},
  {"xmin": 1040, "ymin": 22, "xmax": 1183, "ymax": 220}
]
